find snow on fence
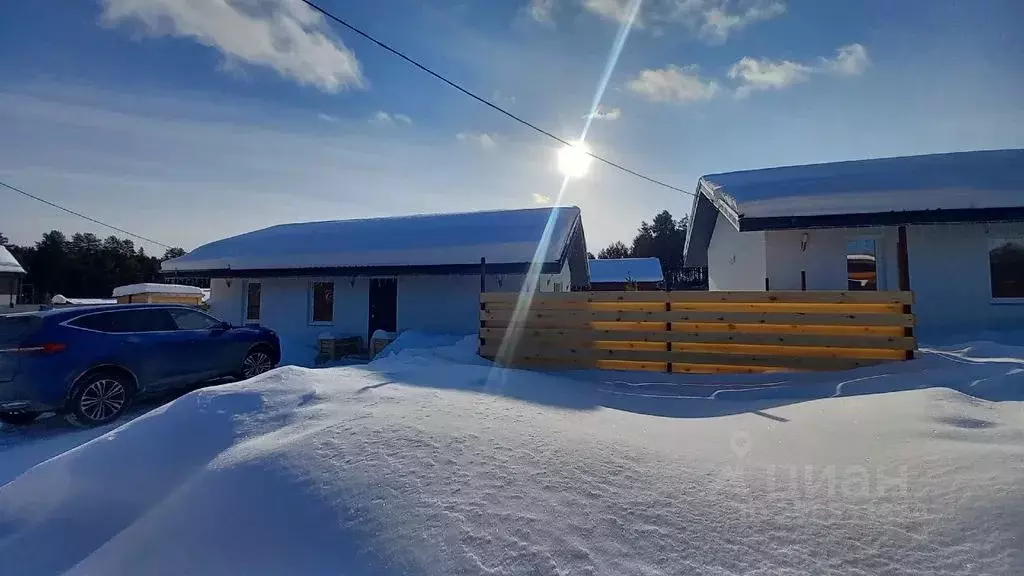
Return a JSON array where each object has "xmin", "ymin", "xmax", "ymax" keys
[{"xmin": 479, "ymin": 290, "xmax": 916, "ymax": 374}]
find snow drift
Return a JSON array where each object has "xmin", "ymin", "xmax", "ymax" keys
[{"xmin": 1, "ymin": 336, "xmax": 1023, "ymax": 575}]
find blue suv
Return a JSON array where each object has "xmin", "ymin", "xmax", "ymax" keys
[{"xmin": 0, "ymin": 304, "xmax": 280, "ymax": 427}]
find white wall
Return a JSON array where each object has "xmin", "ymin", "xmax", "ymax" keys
[
  {"xmin": 907, "ymin": 222, "xmax": 1024, "ymax": 337},
  {"xmin": 208, "ymin": 270, "xmax": 569, "ymax": 364},
  {"xmin": 706, "ymin": 219, "xmax": 1024, "ymax": 337},
  {"xmin": 707, "ymin": 213, "xmax": 767, "ymax": 291},
  {"xmin": 764, "ymin": 226, "xmax": 899, "ymax": 291}
]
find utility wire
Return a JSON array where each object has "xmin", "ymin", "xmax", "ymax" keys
[
  {"xmin": 0, "ymin": 180, "xmax": 174, "ymax": 250},
  {"xmin": 299, "ymin": 0, "xmax": 696, "ymax": 197}
]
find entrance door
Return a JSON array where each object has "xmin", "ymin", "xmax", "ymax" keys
[{"xmin": 368, "ymin": 278, "xmax": 398, "ymax": 342}]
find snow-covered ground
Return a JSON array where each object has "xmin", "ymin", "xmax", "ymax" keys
[{"xmin": 2, "ymin": 334, "xmax": 1023, "ymax": 575}]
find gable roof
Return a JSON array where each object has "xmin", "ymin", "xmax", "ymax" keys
[
  {"xmin": 587, "ymin": 258, "xmax": 664, "ymax": 284},
  {"xmin": 0, "ymin": 246, "xmax": 26, "ymax": 275},
  {"xmin": 162, "ymin": 206, "xmax": 586, "ymax": 278},
  {"xmin": 685, "ymin": 149, "xmax": 1024, "ymax": 266}
]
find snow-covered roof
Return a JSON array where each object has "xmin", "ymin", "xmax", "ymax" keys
[
  {"xmin": 588, "ymin": 258, "xmax": 664, "ymax": 283},
  {"xmin": 685, "ymin": 149, "xmax": 1024, "ymax": 266},
  {"xmin": 112, "ymin": 283, "xmax": 205, "ymax": 297},
  {"xmin": 51, "ymin": 295, "xmax": 118, "ymax": 305},
  {"xmin": 702, "ymin": 149, "xmax": 1024, "ymax": 222},
  {"xmin": 0, "ymin": 246, "xmax": 26, "ymax": 275},
  {"xmin": 163, "ymin": 207, "xmax": 584, "ymax": 274}
]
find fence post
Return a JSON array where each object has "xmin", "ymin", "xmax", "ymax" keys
[
  {"xmin": 764, "ymin": 277, "xmax": 771, "ymax": 291},
  {"xmin": 800, "ymin": 270, "xmax": 807, "ymax": 291},
  {"xmin": 665, "ymin": 283, "xmax": 673, "ymax": 374},
  {"xmin": 479, "ymin": 257, "xmax": 486, "ymax": 355}
]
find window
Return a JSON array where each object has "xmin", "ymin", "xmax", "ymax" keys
[
  {"xmin": 311, "ymin": 281, "xmax": 334, "ymax": 323},
  {"xmin": 846, "ymin": 238, "xmax": 878, "ymax": 291},
  {"xmin": 246, "ymin": 282, "xmax": 262, "ymax": 322},
  {"xmin": 71, "ymin": 309, "xmax": 176, "ymax": 333},
  {"xmin": 989, "ymin": 239, "xmax": 1024, "ymax": 299},
  {"xmin": 169, "ymin": 308, "xmax": 222, "ymax": 330}
]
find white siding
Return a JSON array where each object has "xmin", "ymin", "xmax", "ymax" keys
[
  {"xmin": 208, "ymin": 278, "xmax": 244, "ymax": 325},
  {"xmin": 397, "ymin": 275, "xmax": 481, "ymax": 335},
  {"xmin": 907, "ymin": 222, "xmax": 1024, "ymax": 336},
  {"xmin": 707, "ymin": 213, "xmax": 767, "ymax": 291},
  {"xmin": 764, "ymin": 226, "xmax": 899, "ymax": 291},
  {"xmin": 706, "ymin": 219, "xmax": 1024, "ymax": 337}
]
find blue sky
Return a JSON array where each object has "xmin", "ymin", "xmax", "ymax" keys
[{"xmin": 1, "ymin": 0, "xmax": 1022, "ymax": 253}]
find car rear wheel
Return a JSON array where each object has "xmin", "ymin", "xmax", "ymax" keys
[
  {"xmin": 0, "ymin": 412, "xmax": 40, "ymax": 426},
  {"xmin": 65, "ymin": 371, "xmax": 135, "ymax": 428},
  {"xmin": 240, "ymin": 347, "xmax": 275, "ymax": 379}
]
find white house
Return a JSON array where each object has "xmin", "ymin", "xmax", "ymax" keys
[
  {"xmin": 1, "ymin": 245, "xmax": 26, "ymax": 309},
  {"xmin": 683, "ymin": 149, "xmax": 1024, "ymax": 335},
  {"xmin": 162, "ymin": 206, "xmax": 589, "ymax": 355}
]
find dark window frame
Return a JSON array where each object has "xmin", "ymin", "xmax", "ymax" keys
[
  {"xmin": 310, "ymin": 281, "xmax": 335, "ymax": 324},
  {"xmin": 989, "ymin": 239, "xmax": 1024, "ymax": 300},
  {"xmin": 245, "ymin": 282, "xmax": 262, "ymax": 323}
]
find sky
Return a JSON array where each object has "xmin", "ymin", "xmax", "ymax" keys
[{"xmin": 0, "ymin": 0, "xmax": 1022, "ymax": 254}]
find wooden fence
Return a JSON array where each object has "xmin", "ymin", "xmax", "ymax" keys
[{"xmin": 479, "ymin": 290, "xmax": 916, "ymax": 374}]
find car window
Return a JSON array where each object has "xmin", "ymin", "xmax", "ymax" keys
[
  {"xmin": 169, "ymin": 309, "xmax": 222, "ymax": 330},
  {"xmin": 69, "ymin": 312, "xmax": 117, "ymax": 332},
  {"xmin": 71, "ymin": 309, "xmax": 177, "ymax": 333}
]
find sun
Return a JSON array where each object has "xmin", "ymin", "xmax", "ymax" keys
[{"xmin": 557, "ymin": 141, "xmax": 593, "ymax": 179}]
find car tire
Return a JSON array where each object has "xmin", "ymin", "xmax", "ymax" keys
[
  {"xmin": 0, "ymin": 412, "xmax": 40, "ymax": 426},
  {"xmin": 238, "ymin": 346, "xmax": 276, "ymax": 380},
  {"xmin": 65, "ymin": 370, "xmax": 135, "ymax": 428}
]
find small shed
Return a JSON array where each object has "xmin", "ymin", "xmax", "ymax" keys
[
  {"xmin": 587, "ymin": 258, "xmax": 664, "ymax": 290},
  {"xmin": 112, "ymin": 283, "xmax": 205, "ymax": 306},
  {"xmin": 1, "ymin": 245, "xmax": 26, "ymax": 309}
]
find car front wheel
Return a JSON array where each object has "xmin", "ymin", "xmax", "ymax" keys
[
  {"xmin": 66, "ymin": 371, "xmax": 135, "ymax": 428},
  {"xmin": 240, "ymin": 347, "xmax": 275, "ymax": 379}
]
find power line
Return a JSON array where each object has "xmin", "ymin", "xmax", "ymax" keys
[
  {"xmin": 299, "ymin": 0, "xmax": 696, "ymax": 198},
  {"xmin": 0, "ymin": 180, "xmax": 174, "ymax": 250}
]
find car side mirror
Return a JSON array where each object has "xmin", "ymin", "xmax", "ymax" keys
[{"xmin": 216, "ymin": 321, "xmax": 232, "ymax": 331}]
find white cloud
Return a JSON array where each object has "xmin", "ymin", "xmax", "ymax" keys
[
  {"xmin": 527, "ymin": 0, "xmax": 556, "ymax": 24},
  {"xmin": 728, "ymin": 56, "xmax": 812, "ymax": 97},
  {"xmin": 824, "ymin": 43, "xmax": 870, "ymax": 76},
  {"xmin": 627, "ymin": 65, "xmax": 720, "ymax": 103},
  {"xmin": 532, "ymin": 192, "xmax": 552, "ymax": 205},
  {"xmin": 456, "ymin": 132, "xmax": 498, "ymax": 149},
  {"xmin": 99, "ymin": 0, "xmax": 364, "ymax": 92},
  {"xmin": 727, "ymin": 44, "xmax": 869, "ymax": 97},
  {"xmin": 581, "ymin": 0, "xmax": 637, "ymax": 25},
  {"xmin": 585, "ymin": 106, "xmax": 622, "ymax": 120},
  {"xmin": 371, "ymin": 111, "xmax": 412, "ymax": 125},
  {"xmin": 698, "ymin": 1, "xmax": 786, "ymax": 43},
  {"xmin": 578, "ymin": 0, "xmax": 786, "ymax": 42},
  {"xmin": 317, "ymin": 112, "xmax": 338, "ymax": 123}
]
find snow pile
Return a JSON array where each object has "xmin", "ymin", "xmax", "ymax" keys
[
  {"xmin": 2, "ymin": 339, "xmax": 1023, "ymax": 575},
  {"xmin": 111, "ymin": 283, "xmax": 204, "ymax": 297}
]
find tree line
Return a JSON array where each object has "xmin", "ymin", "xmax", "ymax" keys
[
  {"xmin": 591, "ymin": 210, "xmax": 707, "ymax": 289},
  {"xmin": 0, "ymin": 230, "xmax": 187, "ymax": 303}
]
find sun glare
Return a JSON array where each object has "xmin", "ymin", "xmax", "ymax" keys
[{"xmin": 557, "ymin": 141, "xmax": 593, "ymax": 179}]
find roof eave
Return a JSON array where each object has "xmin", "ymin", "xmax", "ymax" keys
[{"xmin": 739, "ymin": 206, "xmax": 1024, "ymax": 231}]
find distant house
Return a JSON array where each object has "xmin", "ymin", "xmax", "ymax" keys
[
  {"xmin": 112, "ymin": 283, "xmax": 206, "ymax": 306},
  {"xmin": 1, "ymin": 245, "xmax": 26, "ymax": 309},
  {"xmin": 161, "ymin": 207, "xmax": 589, "ymax": 344},
  {"xmin": 587, "ymin": 258, "xmax": 663, "ymax": 291},
  {"xmin": 683, "ymin": 148, "xmax": 1024, "ymax": 334}
]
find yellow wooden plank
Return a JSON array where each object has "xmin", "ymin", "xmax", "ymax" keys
[
  {"xmin": 669, "ymin": 342, "xmax": 907, "ymax": 361},
  {"xmin": 481, "ymin": 290, "xmax": 913, "ymax": 305},
  {"xmin": 482, "ymin": 345, "xmax": 887, "ymax": 371},
  {"xmin": 484, "ymin": 301, "xmax": 904, "ymax": 315},
  {"xmin": 479, "ymin": 328, "xmax": 913, "ymax": 350},
  {"xmin": 482, "ymin": 309, "xmax": 914, "ymax": 327}
]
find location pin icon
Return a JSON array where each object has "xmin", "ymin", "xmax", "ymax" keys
[{"xmin": 730, "ymin": 430, "xmax": 752, "ymax": 459}]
